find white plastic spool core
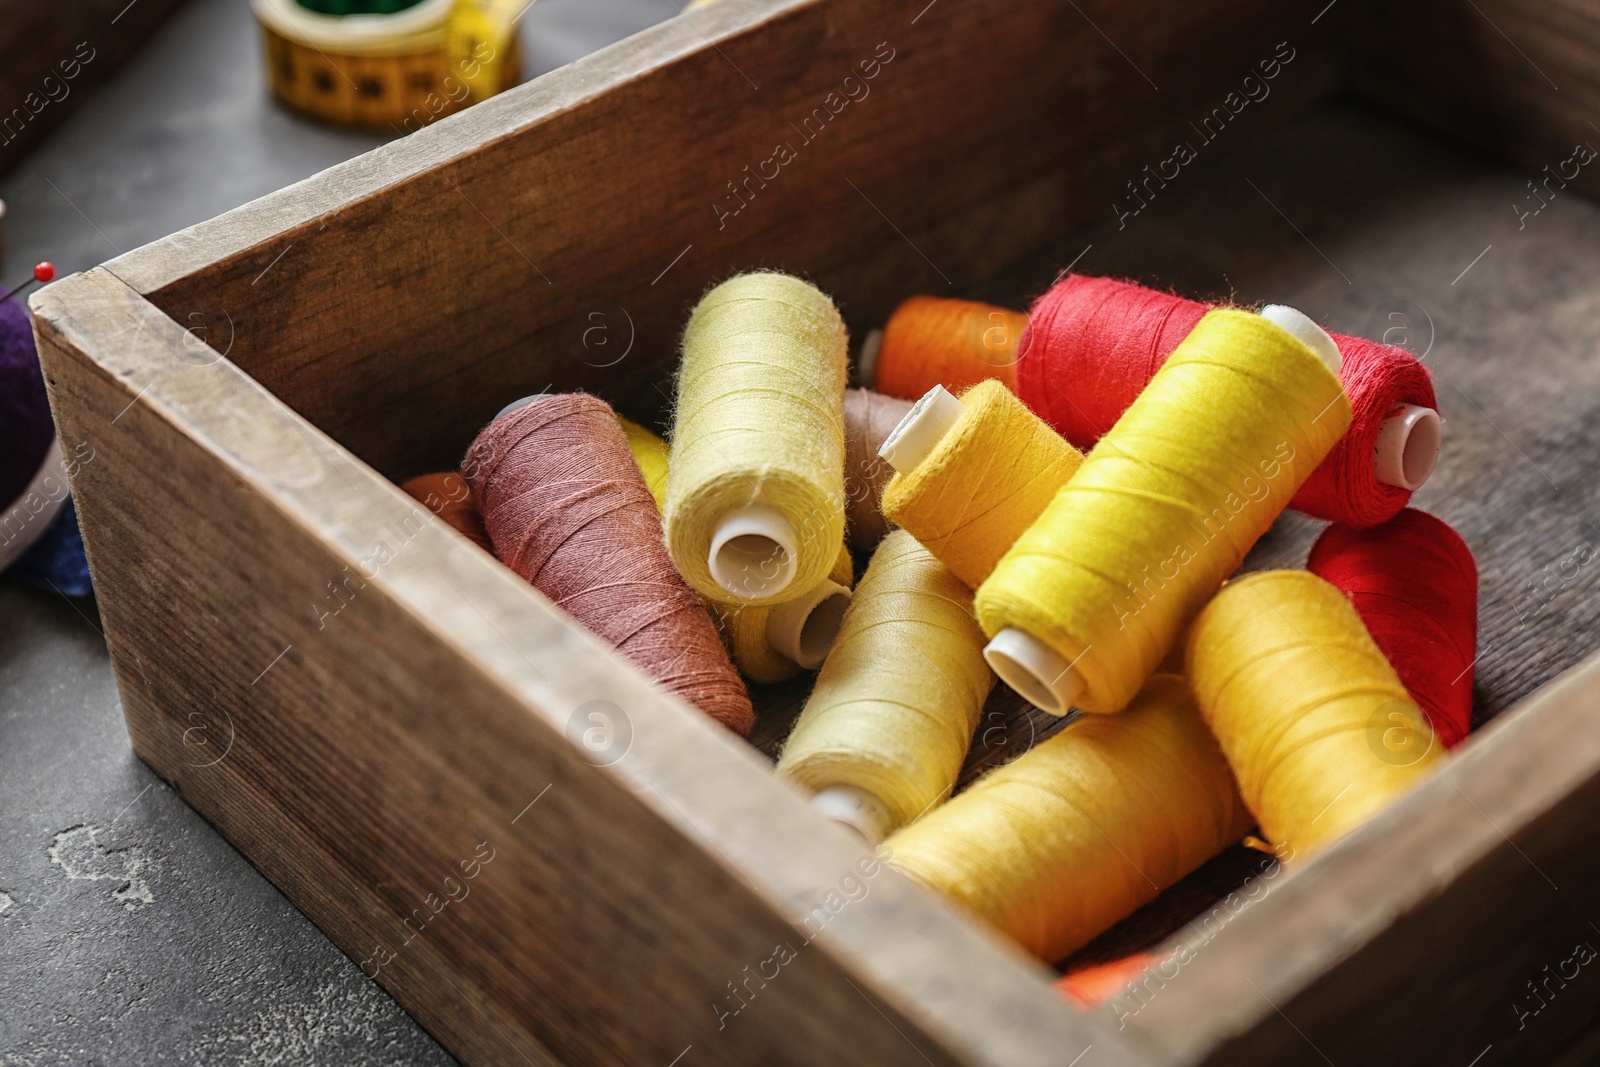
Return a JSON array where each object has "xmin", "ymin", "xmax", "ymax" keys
[
  {"xmin": 708, "ymin": 505, "xmax": 799, "ymax": 599},
  {"xmin": 983, "ymin": 627, "xmax": 1084, "ymax": 717},
  {"xmin": 1374, "ymin": 403, "xmax": 1442, "ymax": 491},
  {"xmin": 877, "ymin": 384, "xmax": 965, "ymax": 474},
  {"xmin": 767, "ymin": 580, "xmax": 853, "ymax": 669},
  {"xmin": 1259, "ymin": 304, "xmax": 1342, "ymax": 375},
  {"xmin": 811, "ymin": 784, "xmax": 894, "ymax": 844},
  {"xmin": 857, "ymin": 328, "xmax": 885, "ymax": 390},
  {"xmin": 495, "ymin": 394, "xmax": 547, "ymax": 420}
]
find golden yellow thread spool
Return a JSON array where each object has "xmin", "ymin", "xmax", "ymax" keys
[
  {"xmin": 879, "ymin": 380, "xmax": 1083, "ymax": 589},
  {"xmin": 886, "ymin": 674, "xmax": 1252, "ymax": 962},
  {"xmin": 1187, "ymin": 569, "xmax": 1446, "ymax": 861},
  {"xmin": 252, "ymin": 0, "xmax": 521, "ymax": 129},
  {"xmin": 778, "ymin": 531, "xmax": 993, "ymax": 842},
  {"xmin": 621, "ymin": 415, "xmax": 853, "ymax": 683},
  {"xmin": 666, "ymin": 272, "xmax": 849, "ymax": 606},
  {"xmin": 974, "ymin": 307, "xmax": 1352, "ymax": 717}
]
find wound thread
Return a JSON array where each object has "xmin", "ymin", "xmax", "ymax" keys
[
  {"xmin": 873, "ymin": 295, "xmax": 1029, "ymax": 398},
  {"xmin": 402, "ymin": 471, "xmax": 493, "ymax": 552},
  {"xmin": 882, "ymin": 380, "xmax": 1084, "ymax": 589},
  {"xmin": 975, "ymin": 309, "xmax": 1351, "ymax": 714},
  {"xmin": 466, "ymin": 394, "xmax": 754, "ymax": 735},
  {"xmin": 1308, "ymin": 508, "xmax": 1478, "ymax": 749},
  {"xmin": 843, "ymin": 388, "xmax": 912, "ymax": 552},
  {"xmin": 665, "ymin": 271, "xmax": 848, "ymax": 605},
  {"xmin": 1186, "ymin": 569, "xmax": 1446, "ymax": 860},
  {"xmin": 886, "ymin": 674, "xmax": 1251, "ymax": 962},
  {"xmin": 777, "ymin": 530, "xmax": 993, "ymax": 835},
  {"xmin": 1016, "ymin": 274, "xmax": 1438, "ymax": 527}
]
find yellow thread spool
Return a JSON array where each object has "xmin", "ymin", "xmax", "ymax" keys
[
  {"xmin": 879, "ymin": 380, "xmax": 1084, "ymax": 589},
  {"xmin": 1187, "ymin": 570, "xmax": 1446, "ymax": 861},
  {"xmin": 621, "ymin": 415, "xmax": 853, "ymax": 683},
  {"xmin": 666, "ymin": 272, "xmax": 849, "ymax": 606},
  {"xmin": 886, "ymin": 674, "xmax": 1252, "ymax": 962},
  {"xmin": 974, "ymin": 307, "xmax": 1352, "ymax": 716},
  {"xmin": 252, "ymin": 0, "xmax": 522, "ymax": 129},
  {"xmin": 779, "ymin": 530, "xmax": 993, "ymax": 842}
]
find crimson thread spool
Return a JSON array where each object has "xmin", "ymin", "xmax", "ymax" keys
[
  {"xmin": 1016, "ymin": 274, "xmax": 1441, "ymax": 527},
  {"xmin": 465, "ymin": 393, "xmax": 754, "ymax": 735},
  {"xmin": 864, "ymin": 295, "xmax": 1029, "ymax": 400},
  {"xmin": 842, "ymin": 388, "xmax": 912, "ymax": 552},
  {"xmin": 402, "ymin": 471, "xmax": 492, "ymax": 552},
  {"xmin": 1308, "ymin": 508, "xmax": 1478, "ymax": 749}
]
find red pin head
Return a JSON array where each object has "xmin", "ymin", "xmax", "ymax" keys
[{"xmin": 3, "ymin": 261, "xmax": 55, "ymax": 303}]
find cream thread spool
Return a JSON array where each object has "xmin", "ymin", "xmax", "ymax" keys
[
  {"xmin": 666, "ymin": 272, "xmax": 849, "ymax": 606},
  {"xmin": 778, "ymin": 530, "xmax": 993, "ymax": 843},
  {"xmin": 978, "ymin": 305, "xmax": 1349, "ymax": 716}
]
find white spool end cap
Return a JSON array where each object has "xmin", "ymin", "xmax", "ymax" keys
[
  {"xmin": 1259, "ymin": 305, "xmax": 1342, "ymax": 375},
  {"xmin": 708, "ymin": 505, "xmax": 799, "ymax": 599},
  {"xmin": 766, "ymin": 580, "xmax": 853, "ymax": 669},
  {"xmin": 983, "ymin": 627, "xmax": 1084, "ymax": 717},
  {"xmin": 858, "ymin": 329, "xmax": 885, "ymax": 389},
  {"xmin": 495, "ymin": 394, "xmax": 547, "ymax": 420},
  {"xmin": 1374, "ymin": 403, "xmax": 1442, "ymax": 491},
  {"xmin": 878, "ymin": 384, "xmax": 965, "ymax": 474},
  {"xmin": 811, "ymin": 785, "xmax": 893, "ymax": 844}
]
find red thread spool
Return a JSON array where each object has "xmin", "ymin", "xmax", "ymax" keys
[
  {"xmin": 1016, "ymin": 274, "xmax": 1441, "ymax": 527},
  {"xmin": 402, "ymin": 471, "xmax": 493, "ymax": 552},
  {"xmin": 1307, "ymin": 508, "xmax": 1478, "ymax": 749},
  {"xmin": 465, "ymin": 394, "xmax": 754, "ymax": 736}
]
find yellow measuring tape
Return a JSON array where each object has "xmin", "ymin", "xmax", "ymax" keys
[{"xmin": 251, "ymin": 0, "xmax": 529, "ymax": 129}]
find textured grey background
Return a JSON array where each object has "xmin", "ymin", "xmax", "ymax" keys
[{"xmin": 0, "ymin": 2, "xmax": 667, "ymax": 1064}]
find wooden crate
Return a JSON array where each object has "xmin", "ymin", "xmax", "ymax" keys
[{"xmin": 28, "ymin": 0, "xmax": 1600, "ymax": 1063}]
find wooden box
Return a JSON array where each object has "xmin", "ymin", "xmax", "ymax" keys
[{"xmin": 30, "ymin": 0, "xmax": 1600, "ymax": 1063}]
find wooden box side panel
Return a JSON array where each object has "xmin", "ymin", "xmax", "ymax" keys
[
  {"xmin": 1350, "ymin": 0, "xmax": 1600, "ymax": 197},
  {"xmin": 31, "ymin": 271, "xmax": 1142, "ymax": 1067},
  {"xmin": 112, "ymin": 0, "xmax": 1342, "ymax": 481}
]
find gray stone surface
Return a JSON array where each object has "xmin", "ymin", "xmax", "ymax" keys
[{"xmin": 0, "ymin": 2, "xmax": 667, "ymax": 1063}]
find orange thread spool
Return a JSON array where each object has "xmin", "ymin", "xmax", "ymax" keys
[
  {"xmin": 871, "ymin": 296, "xmax": 1028, "ymax": 400},
  {"xmin": 402, "ymin": 471, "xmax": 492, "ymax": 552}
]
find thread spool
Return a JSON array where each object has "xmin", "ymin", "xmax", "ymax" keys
[
  {"xmin": 619, "ymin": 414, "xmax": 854, "ymax": 684},
  {"xmin": 879, "ymin": 380, "xmax": 1084, "ymax": 589},
  {"xmin": 975, "ymin": 307, "xmax": 1351, "ymax": 717},
  {"xmin": 886, "ymin": 674, "xmax": 1252, "ymax": 962},
  {"xmin": 251, "ymin": 0, "xmax": 523, "ymax": 129},
  {"xmin": 1308, "ymin": 508, "xmax": 1478, "ymax": 749},
  {"xmin": 402, "ymin": 471, "xmax": 492, "ymax": 552},
  {"xmin": 465, "ymin": 394, "xmax": 754, "ymax": 735},
  {"xmin": 665, "ymin": 272, "xmax": 849, "ymax": 605},
  {"xmin": 1187, "ymin": 570, "xmax": 1446, "ymax": 860},
  {"xmin": 778, "ymin": 531, "xmax": 993, "ymax": 843},
  {"xmin": 865, "ymin": 296, "xmax": 1030, "ymax": 399},
  {"xmin": 842, "ymin": 388, "xmax": 912, "ymax": 552},
  {"xmin": 1016, "ymin": 274, "xmax": 1441, "ymax": 527}
]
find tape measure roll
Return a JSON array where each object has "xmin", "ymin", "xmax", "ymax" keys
[{"xmin": 252, "ymin": 0, "xmax": 523, "ymax": 129}]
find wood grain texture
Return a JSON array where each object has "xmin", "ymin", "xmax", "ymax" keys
[
  {"xmin": 105, "ymin": 0, "xmax": 1340, "ymax": 484},
  {"xmin": 0, "ymin": 0, "xmax": 190, "ymax": 176},
  {"xmin": 1350, "ymin": 0, "xmax": 1600, "ymax": 200},
  {"xmin": 32, "ymin": 267, "xmax": 1142, "ymax": 1067}
]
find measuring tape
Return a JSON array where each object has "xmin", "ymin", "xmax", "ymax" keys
[{"xmin": 251, "ymin": 0, "xmax": 529, "ymax": 129}]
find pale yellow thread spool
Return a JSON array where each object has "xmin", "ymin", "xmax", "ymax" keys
[
  {"xmin": 1186, "ymin": 569, "xmax": 1446, "ymax": 861},
  {"xmin": 974, "ymin": 306, "xmax": 1351, "ymax": 717},
  {"xmin": 666, "ymin": 272, "xmax": 849, "ymax": 606},
  {"xmin": 621, "ymin": 415, "xmax": 853, "ymax": 683},
  {"xmin": 878, "ymin": 380, "xmax": 1084, "ymax": 589},
  {"xmin": 886, "ymin": 674, "xmax": 1252, "ymax": 962},
  {"xmin": 779, "ymin": 530, "xmax": 993, "ymax": 843}
]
